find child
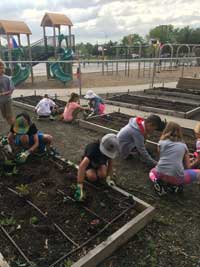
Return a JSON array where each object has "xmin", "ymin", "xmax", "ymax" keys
[
  {"xmin": 35, "ymin": 94, "xmax": 57, "ymax": 120},
  {"xmin": 62, "ymin": 92, "xmax": 87, "ymax": 122},
  {"xmin": 0, "ymin": 59, "xmax": 15, "ymax": 125},
  {"xmin": 190, "ymin": 122, "xmax": 200, "ymax": 168},
  {"xmin": 149, "ymin": 122, "xmax": 200, "ymax": 186},
  {"xmin": 117, "ymin": 114, "xmax": 166, "ymax": 167},
  {"xmin": 74, "ymin": 133, "xmax": 119, "ymax": 201},
  {"xmin": 8, "ymin": 112, "xmax": 52, "ymax": 163},
  {"xmin": 84, "ymin": 90, "xmax": 105, "ymax": 115}
]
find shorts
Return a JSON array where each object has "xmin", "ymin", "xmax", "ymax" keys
[
  {"xmin": 86, "ymin": 162, "xmax": 107, "ymax": 171},
  {"xmin": 0, "ymin": 99, "xmax": 13, "ymax": 120},
  {"xmin": 15, "ymin": 132, "xmax": 46, "ymax": 152},
  {"xmin": 149, "ymin": 167, "xmax": 200, "ymax": 185}
]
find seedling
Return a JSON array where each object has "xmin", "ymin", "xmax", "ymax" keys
[
  {"xmin": 29, "ymin": 216, "xmax": 39, "ymax": 225},
  {"xmin": 63, "ymin": 259, "xmax": 74, "ymax": 267},
  {"xmin": 16, "ymin": 184, "xmax": 30, "ymax": 196},
  {"xmin": 0, "ymin": 216, "xmax": 16, "ymax": 226}
]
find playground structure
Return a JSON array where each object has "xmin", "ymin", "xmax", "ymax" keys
[
  {"xmin": 0, "ymin": 12, "xmax": 75, "ymax": 86},
  {"xmin": 41, "ymin": 12, "xmax": 75, "ymax": 84},
  {"xmin": 0, "ymin": 20, "xmax": 32, "ymax": 85}
]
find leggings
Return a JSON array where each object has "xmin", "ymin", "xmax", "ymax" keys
[{"xmin": 149, "ymin": 167, "xmax": 200, "ymax": 185}]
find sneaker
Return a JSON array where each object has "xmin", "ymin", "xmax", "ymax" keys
[{"xmin": 49, "ymin": 115, "xmax": 55, "ymax": 121}]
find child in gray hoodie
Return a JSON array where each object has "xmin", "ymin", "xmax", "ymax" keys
[{"xmin": 117, "ymin": 115, "xmax": 165, "ymax": 167}]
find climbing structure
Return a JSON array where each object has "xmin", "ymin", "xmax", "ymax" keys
[
  {"xmin": 0, "ymin": 19, "xmax": 33, "ymax": 85},
  {"xmin": 41, "ymin": 12, "xmax": 75, "ymax": 84}
]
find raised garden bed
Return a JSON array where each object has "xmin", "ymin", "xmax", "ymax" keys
[
  {"xmin": 0, "ymin": 154, "xmax": 154, "ymax": 267},
  {"xmin": 13, "ymin": 95, "xmax": 66, "ymax": 112},
  {"xmin": 105, "ymin": 94, "xmax": 200, "ymax": 119},
  {"xmin": 144, "ymin": 87, "xmax": 200, "ymax": 104},
  {"xmin": 79, "ymin": 112, "xmax": 195, "ymax": 150}
]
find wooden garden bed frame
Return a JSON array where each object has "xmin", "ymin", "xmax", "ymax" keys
[
  {"xmin": 104, "ymin": 95, "xmax": 200, "ymax": 119},
  {"xmin": 3, "ymin": 102, "xmax": 155, "ymax": 267}
]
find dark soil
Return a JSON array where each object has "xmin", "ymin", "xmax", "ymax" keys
[
  {"xmin": 14, "ymin": 95, "xmax": 66, "ymax": 108},
  {"xmin": 0, "ymin": 106, "xmax": 200, "ymax": 267},
  {"xmin": 88, "ymin": 112, "xmax": 195, "ymax": 150},
  {"xmin": 108, "ymin": 94, "xmax": 198, "ymax": 112},
  {"xmin": 0, "ymin": 155, "xmax": 138, "ymax": 267},
  {"xmin": 150, "ymin": 87, "xmax": 200, "ymax": 96}
]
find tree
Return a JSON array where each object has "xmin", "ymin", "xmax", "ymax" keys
[
  {"xmin": 121, "ymin": 34, "xmax": 145, "ymax": 46},
  {"xmin": 148, "ymin": 25, "xmax": 176, "ymax": 43}
]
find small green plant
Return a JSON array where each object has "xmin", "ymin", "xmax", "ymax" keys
[
  {"xmin": 63, "ymin": 259, "xmax": 74, "ymax": 267},
  {"xmin": 70, "ymin": 184, "xmax": 77, "ymax": 190},
  {"xmin": 29, "ymin": 216, "xmax": 39, "ymax": 225},
  {"xmin": 16, "ymin": 184, "xmax": 30, "ymax": 196},
  {"xmin": 0, "ymin": 216, "xmax": 16, "ymax": 226}
]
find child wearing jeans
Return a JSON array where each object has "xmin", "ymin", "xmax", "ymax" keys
[
  {"xmin": 84, "ymin": 90, "xmax": 105, "ymax": 115},
  {"xmin": 0, "ymin": 59, "xmax": 15, "ymax": 125},
  {"xmin": 149, "ymin": 122, "xmax": 200, "ymax": 186}
]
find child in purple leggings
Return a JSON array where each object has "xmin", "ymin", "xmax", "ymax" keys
[{"xmin": 149, "ymin": 121, "xmax": 200, "ymax": 185}]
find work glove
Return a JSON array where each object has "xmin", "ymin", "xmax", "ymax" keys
[
  {"xmin": 87, "ymin": 111, "xmax": 95, "ymax": 118},
  {"xmin": 0, "ymin": 136, "xmax": 12, "ymax": 153},
  {"xmin": 106, "ymin": 176, "xmax": 115, "ymax": 186},
  {"xmin": 16, "ymin": 150, "xmax": 30, "ymax": 164},
  {"xmin": 74, "ymin": 184, "xmax": 85, "ymax": 201}
]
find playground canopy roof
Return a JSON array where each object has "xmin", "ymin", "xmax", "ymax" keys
[
  {"xmin": 41, "ymin": 13, "xmax": 73, "ymax": 27},
  {"xmin": 0, "ymin": 20, "xmax": 32, "ymax": 35}
]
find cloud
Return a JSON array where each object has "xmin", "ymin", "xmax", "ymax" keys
[{"xmin": 0, "ymin": 0, "xmax": 199, "ymax": 44}]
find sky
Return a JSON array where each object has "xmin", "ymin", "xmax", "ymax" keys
[{"xmin": 0, "ymin": 0, "xmax": 200, "ymax": 45}]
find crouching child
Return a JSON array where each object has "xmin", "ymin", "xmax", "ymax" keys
[
  {"xmin": 8, "ymin": 112, "xmax": 52, "ymax": 163},
  {"xmin": 74, "ymin": 134, "xmax": 119, "ymax": 201}
]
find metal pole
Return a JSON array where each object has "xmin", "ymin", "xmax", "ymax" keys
[
  {"xmin": 151, "ymin": 60, "xmax": 156, "ymax": 88},
  {"xmin": 6, "ymin": 34, "xmax": 12, "ymax": 73},
  {"xmin": 27, "ymin": 34, "xmax": 33, "ymax": 84},
  {"xmin": 78, "ymin": 62, "xmax": 82, "ymax": 97}
]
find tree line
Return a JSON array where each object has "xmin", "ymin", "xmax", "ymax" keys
[{"xmin": 75, "ymin": 25, "xmax": 200, "ymax": 59}]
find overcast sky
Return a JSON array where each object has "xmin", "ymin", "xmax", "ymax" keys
[{"xmin": 0, "ymin": 0, "xmax": 200, "ymax": 44}]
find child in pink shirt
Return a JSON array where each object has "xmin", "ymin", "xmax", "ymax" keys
[{"xmin": 62, "ymin": 93, "xmax": 85, "ymax": 122}]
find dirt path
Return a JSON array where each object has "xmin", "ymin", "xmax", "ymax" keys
[
  {"xmin": 0, "ymin": 107, "xmax": 200, "ymax": 267},
  {"xmin": 18, "ymin": 66, "xmax": 199, "ymax": 90}
]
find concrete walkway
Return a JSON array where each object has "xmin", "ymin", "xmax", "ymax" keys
[
  {"xmin": 12, "ymin": 81, "xmax": 177, "ymax": 98},
  {"xmin": 11, "ymin": 81, "xmax": 198, "ymax": 130}
]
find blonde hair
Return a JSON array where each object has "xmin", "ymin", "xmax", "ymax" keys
[
  {"xmin": 160, "ymin": 121, "xmax": 183, "ymax": 142},
  {"xmin": 194, "ymin": 123, "xmax": 200, "ymax": 135}
]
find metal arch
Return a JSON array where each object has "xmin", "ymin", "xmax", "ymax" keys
[
  {"xmin": 191, "ymin": 44, "xmax": 200, "ymax": 55},
  {"xmin": 176, "ymin": 44, "xmax": 190, "ymax": 57},
  {"xmin": 159, "ymin": 43, "xmax": 174, "ymax": 58}
]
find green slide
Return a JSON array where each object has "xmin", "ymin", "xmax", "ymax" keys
[
  {"xmin": 50, "ymin": 62, "xmax": 72, "ymax": 84},
  {"xmin": 11, "ymin": 64, "xmax": 30, "ymax": 87},
  {"xmin": 50, "ymin": 48, "xmax": 73, "ymax": 84}
]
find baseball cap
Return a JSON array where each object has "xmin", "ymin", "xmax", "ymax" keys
[
  {"xmin": 13, "ymin": 114, "xmax": 30, "ymax": 134},
  {"xmin": 100, "ymin": 133, "xmax": 119, "ymax": 159}
]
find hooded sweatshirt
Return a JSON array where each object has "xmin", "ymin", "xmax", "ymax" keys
[{"xmin": 117, "ymin": 117, "xmax": 156, "ymax": 166}]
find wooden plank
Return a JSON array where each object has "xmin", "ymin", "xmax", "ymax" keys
[
  {"xmin": 78, "ymin": 119, "xmax": 118, "ymax": 134},
  {"xmin": 72, "ymin": 206, "xmax": 155, "ymax": 267},
  {"xmin": 78, "ymin": 118, "xmax": 157, "ymax": 147},
  {"xmin": 13, "ymin": 100, "xmax": 35, "ymax": 112},
  {"xmin": 0, "ymin": 253, "xmax": 10, "ymax": 267},
  {"xmin": 185, "ymin": 106, "xmax": 200, "ymax": 118},
  {"xmin": 104, "ymin": 99, "xmax": 186, "ymax": 118}
]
